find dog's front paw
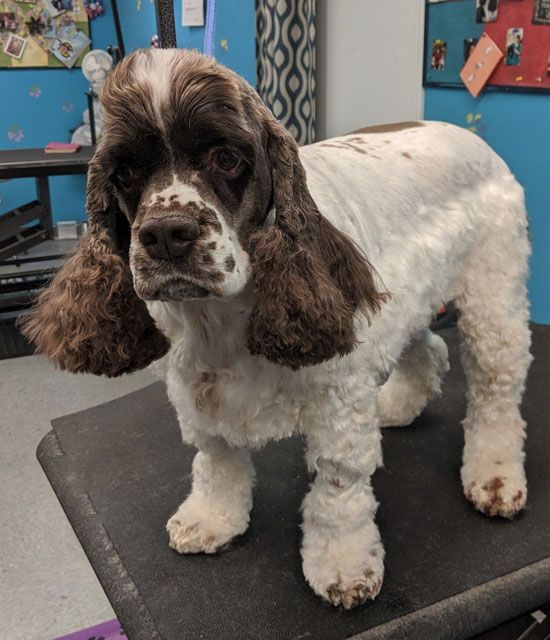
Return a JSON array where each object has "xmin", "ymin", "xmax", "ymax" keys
[
  {"xmin": 302, "ymin": 524, "xmax": 385, "ymax": 609},
  {"xmin": 325, "ymin": 569, "xmax": 384, "ymax": 610},
  {"xmin": 462, "ymin": 461, "xmax": 527, "ymax": 518},
  {"xmin": 167, "ymin": 498, "xmax": 248, "ymax": 554}
]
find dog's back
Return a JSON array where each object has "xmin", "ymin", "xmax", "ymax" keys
[{"xmin": 300, "ymin": 121, "xmax": 527, "ymax": 339}]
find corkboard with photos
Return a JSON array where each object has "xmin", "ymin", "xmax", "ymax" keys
[
  {"xmin": 424, "ymin": 0, "xmax": 550, "ymax": 93},
  {"xmin": 0, "ymin": 0, "xmax": 91, "ymax": 68}
]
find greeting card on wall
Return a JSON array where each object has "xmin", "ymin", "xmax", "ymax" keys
[
  {"xmin": 460, "ymin": 33, "xmax": 503, "ymax": 96},
  {"xmin": 0, "ymin": 0, "xmax": 90, "ymax": 68},
  {"xmin": 424, "ymin": 0, "xmax": 550, "ymax": 93}
]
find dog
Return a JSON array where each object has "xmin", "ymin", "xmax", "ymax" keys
[{"xmin": 22, "ymin": 48, "xmax": 532, "ymax": 609}]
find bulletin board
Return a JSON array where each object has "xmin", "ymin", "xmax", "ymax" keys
[
  {"xmin": 424, "ymin": 0, "xmax": 550, "ymax": 93},
  {"xmin": 0, "ymin": 0, "xmax": 90, "ymax": 69}
]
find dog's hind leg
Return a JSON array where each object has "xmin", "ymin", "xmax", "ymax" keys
[
  {"xmin": 377, "ymin": 330, "xmax": 449, "ymax": 427},
  {"xmin": 457, "ymin": 181, "xmax": 531, "ymax": 518}
]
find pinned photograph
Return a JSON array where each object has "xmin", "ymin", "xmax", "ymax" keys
[
  {"xmin": 50, "ymin": 27, "xmax": 90, "ymax": 68},
  {"xmin": 476, "ymin": 0, "xmax": 500, "ymax": 23},
  {"xmin": 0, "ymin": 12, "xmax": 17, "ymax": 30},
  {"xmin": 533, "ymin": 0, "xmax": 550, "ymax": 25},
  {"xmin": 464, "ymin": 38, "xmax": 479, "ymax": 62},
  {"xmin": 431, "ymin": 39, "xmax": 447, "ymax": 71},
  {"xmin": 40, "ymin": 10, "xmax": 57, "ymax": 38},
  {"xmin": 43, "ymin": 0, "xmax": 72, "ymax": 18},
  {"xmin": 505, "ymin": 28, "xmax": 524, "ymax": 66},
  {"xmin": 3, "ymin": 33, "xmax": 27, "ymax": 59}
]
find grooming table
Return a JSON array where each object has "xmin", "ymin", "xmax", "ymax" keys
[{"xmin": 37, "ymin": 326, "xmax": 550, "ymax": 640}]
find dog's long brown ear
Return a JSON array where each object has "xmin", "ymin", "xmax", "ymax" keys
[
  {"xmin": 19, "ymin": 154, "xmax": 169, "ymax": 377},
  {"xmin": 246, "ymin": 119, "xmax": 388, "ymax": 369}
]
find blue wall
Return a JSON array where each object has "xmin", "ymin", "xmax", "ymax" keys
[
  {"xmin": 0, "ymin": 0, "xmax": 255, "ymax": 222},
  {"xmin": 425, "ymin": 88, "xmax": 550, "ymax": 323}
]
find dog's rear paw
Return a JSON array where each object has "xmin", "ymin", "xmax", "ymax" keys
[
  {"xmin": 167, "ymin": 498, "xmax": 248, "ymax": 554},
  {"xmin": 463, "ymin": 462, "xmax": 527, "ymax": 518}
]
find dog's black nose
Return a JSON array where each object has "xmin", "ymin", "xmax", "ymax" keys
[{"xmin": 138, "ymin": 217, "xmax": 200, "ymax": 260}]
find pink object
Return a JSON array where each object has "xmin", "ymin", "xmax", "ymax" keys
[{"xmin": 45, "ymin": 142, "xmax": 81, "ymax": 153}]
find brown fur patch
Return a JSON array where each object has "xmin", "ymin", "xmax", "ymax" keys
[
  {"xmin": 340, "ymin": 142, "xmax": 367, "ymax": 154},
  {"xmin": 196, "ymin": 205, "xmax": 223, "ymax": 234},
  {"xmin": 350, "ymin": 121, "xmax": 424, "ymax": 135},
  {"xmin": 319, "ymin": 143, "xmax": 349, "ymax": 150},
  {"xmin": 478, "ymin": 477, "xmax": 506, "ymax": 516},
  {"xmin": 19, "ymin": 231, "xmax": 169, "ymax": 376},
  {"xmin": 246, "ymin": 119, "xmax": 388, "ymax": 369},
  {"xmin": 344, "ymin": 136, "xmax": 367, "ymax": 144},
  {"xmin": 483, "ymin": 477, "xmax": 505, "ymax": 492},
  {"xmin": 224, "ymin": 255, "xmax": 236, "ymax": 272},
  {"xmin": 194, "ymin": 371, "xmax": 219, "ymax": 415},
  {"xmin": 19, "ymin": 159, "xmax": 169, "ymax": 376}
]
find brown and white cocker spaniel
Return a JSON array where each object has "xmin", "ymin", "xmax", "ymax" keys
[{"xmin": 22, "ymin": 49, "xmax": 532, "ymax": 609}]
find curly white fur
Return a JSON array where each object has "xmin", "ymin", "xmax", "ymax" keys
[{"xmin": 146, "ymin": 121, "xmax": 531, "ymax": 608}]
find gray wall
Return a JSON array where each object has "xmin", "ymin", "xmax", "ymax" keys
[{"xmin": 316, "ymin": 0, "xmax": 425, "ymax": 140}]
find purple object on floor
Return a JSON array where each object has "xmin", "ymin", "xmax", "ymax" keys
[{"xmin": 54, "ymin": 618, "xmax": 124, "ymax": 640}]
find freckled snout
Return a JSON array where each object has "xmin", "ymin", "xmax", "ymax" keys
[{"xmin": 138, "ymin": 217, "xmax": 200, "ymax": 260}]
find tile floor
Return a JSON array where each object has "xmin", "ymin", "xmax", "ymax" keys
[{"xmin": 0, "ymin": 354, "xmax": 155, "ymax": 640}]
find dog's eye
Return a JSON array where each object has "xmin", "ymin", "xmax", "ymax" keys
[
  {"xmin": 212, "ymin": 148, "xmax": 241, "ymax": 174},
  {"xmin": 111, "ymin": 166, "xmax": 134, "ymax": 190}
]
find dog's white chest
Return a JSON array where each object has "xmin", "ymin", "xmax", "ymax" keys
[{"xmin": 166, "ymin": 346, "xmax": 306, "ymax": 448}]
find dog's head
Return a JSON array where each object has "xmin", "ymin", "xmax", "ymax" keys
[{"xmin": 21, "ymin": 49, "xmax": 386, "ymax": 375}]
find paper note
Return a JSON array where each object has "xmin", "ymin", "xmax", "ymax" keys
[
  {"xmin": 460, "ymin": 33, "xmax": 503, "ymax": 98},
  {"xmin": 182, "ymin": 0, "xmax": 204, "ymax": 26}
]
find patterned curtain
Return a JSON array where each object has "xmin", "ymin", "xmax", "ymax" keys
[{"xmin": 256, "ymin": 0, "xmax": 316, "ymax": 145}]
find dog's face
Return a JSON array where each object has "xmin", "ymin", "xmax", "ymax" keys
[
  {"xmin": 99, "ymin": 50, "xmax": 273, "ymax": 302},
  {"xmin": 21, "ymin": 49, "xmax": 386, "ymax": 376}
]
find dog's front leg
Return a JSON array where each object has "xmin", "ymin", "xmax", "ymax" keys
[
  {"xmin": 301, "ymin": 381, "xmax": 384, "ymax": 609},
  {"xmin": 167, "ymin": 438, "xmax": 254, "ymax": 554}
]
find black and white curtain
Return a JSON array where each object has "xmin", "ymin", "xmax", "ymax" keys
[{"xmin": 256, "ymin": 0, "xmax": 316, "ymax": 145}]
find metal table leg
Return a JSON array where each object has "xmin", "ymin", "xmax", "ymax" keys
[{"xmin": 35, "ymin": 175, "xmax": 54, "ymax": 240}]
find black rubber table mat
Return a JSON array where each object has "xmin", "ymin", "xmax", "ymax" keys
[{"xmin": 37, "ymin": 325, "xmax": 550, "ymax": 640}]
